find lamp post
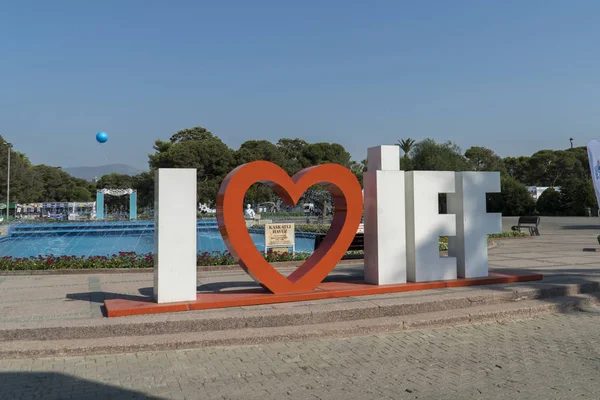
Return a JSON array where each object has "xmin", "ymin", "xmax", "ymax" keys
[
  {"xmin": 570, "ymin": 138, "xmax": 574, "ymax": 149},
  {"xmin": 1, "ymin": 141, "xmax": 11, "ymax": 220}
]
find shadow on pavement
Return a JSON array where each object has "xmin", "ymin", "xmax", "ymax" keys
[
  {"xmin": 196, "ymin": 271, "xmax": 363, "ymax": 293},
  {"xmin": 479, "ymin": 267, "xmax": 600, "ymax": 302},
  {"xmin": 197, "ymin": 281, "xmax": 262, "ymax": 293},
  {"xmin": 66, "ymin": 291, "xmax": 149, "ymax": 303},
  {"xmin": 560, "ymin": 225, "xmax": 600, "ymax": 230},
  {"xmin": 0, "ymin": 372, "xmax": 165, "ymax": 400}
]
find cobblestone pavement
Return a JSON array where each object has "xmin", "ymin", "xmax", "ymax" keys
[
  {"xmin": 3, "ymin": 217, "xmax": 600, "ymax": 327},
  {"xmin": 1, "ymin": 311, "xmax": 599, "ymax": 400}
]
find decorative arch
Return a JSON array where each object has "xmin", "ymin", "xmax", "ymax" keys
[{"xmin": 96, "ymin": 188, "xmax": 137, "ymax": 220}]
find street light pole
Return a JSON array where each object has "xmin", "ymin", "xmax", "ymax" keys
[
  {"xmin": 1, "ymin": 141, "xmax": 11, "ymax": 220},
  {"xmin": 6, "ymin": 143, "xmax": 10, "ymax": 220}
]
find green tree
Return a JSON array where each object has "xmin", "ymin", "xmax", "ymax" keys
[
  {"xmin": 5, "ymin": 158, "xmax": 44, "ymax": 203},
  {"xmin": 559, "ymin": 178, "xmax": 596, "ymax": 216},
  {"xmin": 32, "ymin": 166, "xmax": 73, "ymax": 202},
  {"xmin": 487, "ymin": 177, "xmax": 535, "ymax": 216},
  {"xmin": 235, "ymin": 140, "xmax": 288, "ymax": 206},
  {"xmin": 465, "ymin": 146, "xmax": 505, "ymax": 173},
  {"xmin": 565, "ymin": 146, "xmax": 590, "ymax": 179},
  {"xmin": 301, "ymin": 142, "xmax": 351, "ymax": 167},
  {"xmin": 69, "ymin": 178, "xmax": 96, "ymax": 201},
  {"xmin": 504, "ymin": 148, "xmax": 588, "ymax": 186},
  {"xmin": 14, "ymin": 152, "xmax": 33, "ymax": 168},
  {"xmin": 411, "ymin": 139, "xmax": 471, "ymax": 171},
  {"xmin": 526, "ymin": 150, "xmax": 582, "ymax": 187},
  {"xmin": 70, "ymin": 186, "xmax": 93, "ymax": 202},
  {"xmin": 348, "ymin": 159, "xmax": 366, "ymax": 186},
  {"xmin": 148, "ymin": 126, "xmax": 236, "ymax": 204},
  {"xmin": 169, "ymin": 126, "xmax": 215, "ymax": 144},
  {"xmin": 535, "ymin": 188, "xmax": 562, "ymax": 216},
  {"xmin": 0, "ymin": 135, "xmax": 123, "ymax": 206},
  {"xmin": 504, "ymin": 156, "xmax": 530, "ymax": 183},
  {"xmin": 400, "ymin": 157, "xmax": 414, "ymax": 171},
  {"xmin": 132, "ymin": 172, "xmax": 154, "ymax": 209},
  {"xmin": 397, "ymin": 138, "xmax": 416, "ymax": 158},
  {"xmin": 236, "ymin": 140, "xmax": 287, "ymax": 166},
  {"xmin": 276, "ymin": 138, "xmax": 309, "ymax": 174},
  {"xmin": 525, "ymin": 150, "xmax": 557, "ymax": 186},
  {"xmin": 96, "ymin": 173, "xmax": 135, "ymax": 189},
  {"xmin": 0, "ymin": 138, "xmax": 43, "ymax": 203},
  {"xmin": 95, "ymin": 173, "xmax": 136, "ymax": 211}
]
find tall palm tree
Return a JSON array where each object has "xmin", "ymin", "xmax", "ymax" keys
[{"xmin": 397, "ymin": 138, "xmax": 416, "ymax": 158}]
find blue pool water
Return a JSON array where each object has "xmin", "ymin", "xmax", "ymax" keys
[{"xmin": 0, "ymin": 223, "xmax": 316, "ymax": 258}]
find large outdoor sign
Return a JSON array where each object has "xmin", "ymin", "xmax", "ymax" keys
[
  {"xmin": 264, "ymin": 223, "xmax": 295, "ymax": 253},
  {"xmin": 216, "ymin": 162, "xmax": 363, "ymax": 294},
  {"xmin": 152, "ymin": 145, "xmax": 501, "ymax": 304}
]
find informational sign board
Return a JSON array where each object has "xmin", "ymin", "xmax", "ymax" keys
[
  {"xmin": 149, "ymin": 154, "xmax": 510, "ymax": 304},
  {"xmin": 264, "ymin": 223, "xmax": 295, "ymax": 254}
]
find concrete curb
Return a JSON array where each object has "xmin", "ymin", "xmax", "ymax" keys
[
  {"xmin": 1, "ymin": 281, "xmax": 598, "ymax": 343},
  {"xmin": 0, "ymin": 295, "xmax": 595, "ymax": 359},
  {"xmin": 0, "ymin": 259, "xmax": 363, "ymax": 276}
]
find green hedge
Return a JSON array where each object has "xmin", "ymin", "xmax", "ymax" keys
[
  {"xmin": 0, "ymin": 251, "xmax": 315, "ymax": 271},
  {"xmin": 0, "ymin": 253, "xmax": 154, "ymax": 271},
  {"xmin": 255, "ymin": 225, "xmax": 529, "ymax": 239},
  {"xmin": 487, "ymin": 231, "xmax": 529, "ymax": 239},
  {"xmin": 259, "ymin": 212, "xmax": 306, "ymax": 218},
  {"xmin": 251, "ymin": 224, "xmax": 329, "ymax": 233}
]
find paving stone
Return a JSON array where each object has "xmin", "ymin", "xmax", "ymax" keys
[
  {"xmin": 0, "ymin": 312, "xmax": 598, "ymax": 399},
  {"xmin": 1, "ymin": 217, "xmax": 600, "ymax": 398}
]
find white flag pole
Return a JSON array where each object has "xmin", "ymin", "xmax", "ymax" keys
[{"xmin": 586, "ymin": 139, "xmax": 600, "ymax": 210}]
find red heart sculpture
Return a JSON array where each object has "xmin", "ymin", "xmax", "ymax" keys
[{"xmin": 216, "ymin": 161, "xmax": 363, "ymax": 294}]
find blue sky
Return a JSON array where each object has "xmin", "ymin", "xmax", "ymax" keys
[{"xmin": 1, "ymin": 0, "xmax": 599, "ymax": 170}]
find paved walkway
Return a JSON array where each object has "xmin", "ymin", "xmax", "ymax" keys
[
  {"xmin": 1, "ymin": 217, "xmax": 600, "ymax": 398},
  {"xmin": 1, "ymin": 311, "xmax": 599, "ymax": 399},
  {"xmin": 2, "ymin": 217, "xmax": 600, "ymax": 328}
]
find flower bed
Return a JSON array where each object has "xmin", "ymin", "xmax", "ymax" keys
[
  {"xmin": 0, "ymin": 231, "xmax": 528, "ymax": 271},
  {"xmin": 487, "ymin": 231, "xmax": 529, "ymax": 239},
  {"xmin": 0, "ymin": 253, "xmax": 153, "ymax": 271},
  {"xmin": 0, "ymin": 251, "xmax": 315, "ymax": 271}
]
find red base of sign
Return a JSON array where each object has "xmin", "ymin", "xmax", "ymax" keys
[{"xmin": 104, "ymin": 270, "xmax": 543, "ymax": 317}]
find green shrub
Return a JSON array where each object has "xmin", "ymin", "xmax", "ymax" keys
[
  {"xmin": 488, "ymin": 231, "xmax": 529, "ymax": 239},
  {"xmin": 0, "ymin": 253, "xmax": 154, "ymax": 271},
  {"xmin": 487, "ymin": 177, "xmax": 535, "ymax": 216},
  {"xmin": 258, "ymin": 212, "xmax": 306, "ymax": 218},
  {"xmin": 536, "ymin": 188, "xmax": 562, "ymax": 216},
  {"xmin": 440, "ymin": 231, "xmax": 528, "ymax": 242},
  {"xmin": 559, "ymin": 178, "xmax": 596, "ymax": 216},
  {"xmin": 251, "ymin": 224, "xmax": 330, "ymax": 233}
]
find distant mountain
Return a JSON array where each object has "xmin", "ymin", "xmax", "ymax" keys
[{"xmin": 63, "ymin": 164, "xmax": 142, "ymax": 181}]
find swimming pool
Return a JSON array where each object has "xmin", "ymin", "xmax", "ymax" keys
[{"xmin": 0, "ymin": 222, "xmax": 316, "ymax": 258}]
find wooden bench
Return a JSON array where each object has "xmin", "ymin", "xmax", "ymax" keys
[
  {"xmin": 314, "ymin": 233, "xmax": 364, "ymax": 259},
  {"xmin": 511, "ymin": 216, "xmax": 540, "ymax": 236}
]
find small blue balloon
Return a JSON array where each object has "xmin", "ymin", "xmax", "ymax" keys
[{"xmin": 96, "ymin": 131, "xmax": 108, "ymax": 143}]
